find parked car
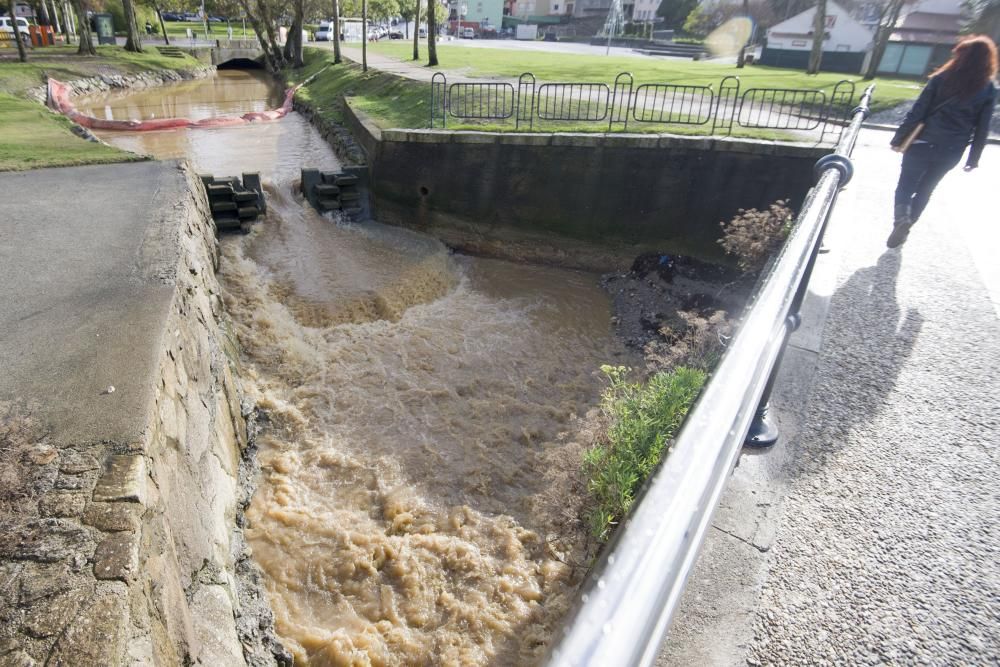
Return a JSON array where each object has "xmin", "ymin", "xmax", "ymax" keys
[
  {"xmin": 460, "ymin": 27, "xmax": 475, "ymax": 38},
  {"xmin": 418, "ymin": 26, "xmax": 427, "ymax": 37},
  {"xmin": 388, "ymin": 29, "xmax": 403, "ymax": 39},
  {"xmin": 0, "ymin": 15, "xmax": 31, "ymax": 43},
  {"xmin": 160, "ymin": 11, "xmax": 182, "ymax": 21}
]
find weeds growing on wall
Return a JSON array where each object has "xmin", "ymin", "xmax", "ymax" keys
[
  {"xmin": 718, "ymin": 200, "xmax": 795, "ymax": 273},
  {"xmin": 583, "ymin": 365, "xmax": 707, "ymax": 541}
]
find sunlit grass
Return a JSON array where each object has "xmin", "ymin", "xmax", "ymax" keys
[{"xmin": 370, "ymin": 41, "xmax": 921, "ymax": 113}]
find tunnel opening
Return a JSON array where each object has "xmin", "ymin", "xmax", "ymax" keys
[{"xmin": 217, "ymin": 58, "xmax": 265, "ymax": 70}]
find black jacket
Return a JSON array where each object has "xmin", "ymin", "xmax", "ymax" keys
[{"xmin": 891, "ymin": 75, "xmax": 996, "ymax": 168}]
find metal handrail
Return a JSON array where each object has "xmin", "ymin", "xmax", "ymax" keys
[{"xmin": 545, "ymin": 83, "xmax": 874, "ymax": 667}]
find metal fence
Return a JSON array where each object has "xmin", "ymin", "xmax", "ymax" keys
[
  {"xmin": 429, "ymin": 71, "xmax": 856, "ymax": 142},
  {"xmin": 543, "ymin": 83, "xmax": 875, "ymax": 667}
]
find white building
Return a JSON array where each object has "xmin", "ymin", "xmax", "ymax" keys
[
  {"xmin": 632, "ymin": 0, "xmax": 662, "ymax": 22},
  {"xmin": 760, "ymin": 1, "xmax": 874, "ymax": 73}
]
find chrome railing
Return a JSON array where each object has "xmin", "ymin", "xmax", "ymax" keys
[{"xmin": 545, "ymin": 83, "xmax": 875, "ymax": 667}]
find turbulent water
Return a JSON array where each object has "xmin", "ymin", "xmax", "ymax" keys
[{"xmin": 91, "ymin": 71, "xmax": 632, "ymax": 666}]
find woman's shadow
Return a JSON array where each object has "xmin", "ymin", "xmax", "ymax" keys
[{"xmin": 789, "ymin": 249, "xmax": 923, "ymax": 476}]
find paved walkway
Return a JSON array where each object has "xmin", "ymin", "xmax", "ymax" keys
[
  {"xmin": 0, "ymin": 161, "xmax": 186, "ymax": 445},
  {"xmin": 659, "ymin": 130, "xmax": 1000, "ymax": 664}
]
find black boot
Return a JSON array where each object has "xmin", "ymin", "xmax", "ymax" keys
[{"xmin": 887, "ymin": 204, "xmax": 912, "ymax": 248}]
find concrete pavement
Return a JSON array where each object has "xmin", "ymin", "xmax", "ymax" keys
[
  {"xmin": 658, "ymin": 130, "xmax": 1000, "ymax": 664},
  {"xmin": 0, "ymin": 160, "xmax": 187, "ymax": 445}
]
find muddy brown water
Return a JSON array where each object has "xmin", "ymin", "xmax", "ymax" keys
[{"xmin": 89, "ymin": 71, "xmax": 635, "ymax": 665}]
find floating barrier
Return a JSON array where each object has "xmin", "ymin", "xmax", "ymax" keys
[{"xmin": 46, "ymin": 77, "xmax": 299, "ymax": 132}]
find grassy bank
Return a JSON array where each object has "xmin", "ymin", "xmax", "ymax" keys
[
  {"xmin": 0, "ymin": 45, "xmax": 200, "ymax": 170},
  {"xmin": 369, "ymin": 41, "xmax": 920, "ymax": 113},
  {"xmin": 0, "ymin": 45, "xmax": 201, "ymax": 97},
  {"xmin": 0, "ymin": 93, "xmax": 138, "ymax": 171},
  {"xmin": 289, "ymin": 48, "xmax": 431, "ymax": 129},
  {"xmin": 293, "ymin": 48, "xmax": 790, "ymax": 138}
]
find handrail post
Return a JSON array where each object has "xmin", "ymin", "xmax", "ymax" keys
[{"xmin": 744, "ymin": 92, "xmax": 866, "ymax": 448}]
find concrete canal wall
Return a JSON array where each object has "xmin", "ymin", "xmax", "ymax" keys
[
  {"xmin": 343, "ymin": 101, "xmax": 828, "ymax": 269},
  {"xmin": 0, "ymin": 161, "xmax": 282, "ymax": 666}
]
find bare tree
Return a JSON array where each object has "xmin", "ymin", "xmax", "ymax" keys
[
  {"xmin": 807, "ymin": 0, "xmax": 826, "ymax": 74},
  {"xmin": 332, "ymin": 0, "xmax": 342, "ymax": 63},
  {"xmin": 8, "ymin": 0, "xmax": 27, "ymax": 61},
  {"xmin": 864, "ymin": 0, "xmax": 906, "ymax": 79},
  {"xmin": 427, "ymin": 0, "xmax": 437, "ymax": 65}
]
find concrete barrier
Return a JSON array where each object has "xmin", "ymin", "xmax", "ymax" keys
[{"xmin": 343, "ymin": 101, "xmax": 828, "ymax": 268}]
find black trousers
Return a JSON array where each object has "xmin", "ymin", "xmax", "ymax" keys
[{"xmin": 894, "ymin": 142, "xmax": 965, "ymax": 223}]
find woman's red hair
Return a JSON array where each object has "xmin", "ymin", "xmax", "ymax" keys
[{"xmin": 932, "ymin": 35, "xmax": 999, "ymax": 99}]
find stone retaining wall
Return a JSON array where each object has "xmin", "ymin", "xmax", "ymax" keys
[
  {"xmin": 342, "ymin": 101, "xmax": 828, "ymax": 269},
  {"xmin": 26, "ymin": 68, "xmax": 213, "ymax": 105},
  {"xmin": 0, "ymin": 164, "xmax": 285, "ymax": 667}
]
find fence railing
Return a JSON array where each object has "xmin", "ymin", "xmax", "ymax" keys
[
  {"xmin": 544, "ymin": 83, "xmax": 875, "ymax": 666},
  {"xmin": 429, "ymin": 71, "xmax": 856, "ymax": 142}
]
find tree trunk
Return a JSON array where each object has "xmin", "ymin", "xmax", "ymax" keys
[
  {"xmin": 362, "ymin": 0, "xmax": 368, "ymax": 71},
  {"xmin": 412, "ymin": 0, "xmax": 419, "ymax": 59},
  {"xmin": 332, "ymin": 0, "xmax": 342, "ymax": 63},
  {"xmin": 155, "ymin": 2, "xmax": 169, "ymax": 45},
  {"xmin": 255, "ymin": 0, "xmax": 286, "ymax": 69},
  {"xmin": 123, "ymin": 0, "xmax": 143, "ymax": 52},
  {"xmin": 9, "ymin": 0, "xmax": 27, "ymax": 61},
  {"xmin": 863, "ymin": 0, "xmax": 903, "ymax": 79},
  {"xmin": 427, "ymin": 0, "xmax": 437, "ymax": 66},
  {"xmin": 70, "ymin": 0, "xmax": 94, "ymax": 54},
  {"xmin": 238, "ymin": 0, "xmax": 279, "ymax": 70},
  {"xmin": 49, "ymin": 0, "xmax": 61, "ymax": 33},
  {"xmin": 736, "ymin": 0, "xmax": 749, "ymax": 67},
  {"xmin": 291, "ymin": 0, "xmax": 304, "ymax": 67},
  {"xmin": 807, "ymin": 0, "xmax": 826, "ymax": 74},
  {"xmin": 63, "ymin": 0, "xmax": 73, "ymax": 40}
]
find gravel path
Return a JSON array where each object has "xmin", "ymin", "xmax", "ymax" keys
[{"xmin": 746, "ymin": 132, "xmax": 1000, "ymax": 665}]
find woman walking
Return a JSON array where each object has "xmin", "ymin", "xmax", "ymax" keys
[{"xmin": 888, "ymin": 35, "xmax": 997, "ymax": 248}]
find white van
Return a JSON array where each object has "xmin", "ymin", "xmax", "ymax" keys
[
  {"xmin": 0, "ymin": 15, "xmax": 31, "ymax": 42},
  {"xmin": 461, "ymin": 27, "xmax": 475, "ymax": 39}
]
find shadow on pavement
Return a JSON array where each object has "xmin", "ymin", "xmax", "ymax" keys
[{"xmin": 787, "ymin": 249, "xmax": 923, "ymax": 475}]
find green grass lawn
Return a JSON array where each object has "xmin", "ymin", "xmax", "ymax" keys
[
  {"xmin": 0, "ymin": 92, "xmax": 137, "ymax": 171},
  {"xmin": 159, "ymin": 20, "xmax": 254, "ymax": 40},
  {"xmin": 0, "ymin": 45, "xmax": 202, "ymax": 97},
  {"xmin": 293, "ymin": 48, "xmax": 824, "ymax": 139},
  {"xmin": 0, "ymin": 46, "xmax": 199, "ymax": 170},
  {"xmin": 290, "ymin": 48, "xmax": 432, "ymax": 130},
  {"xmin": 369, "ymin": 41, "xmax": 921, "ymax": 113}
]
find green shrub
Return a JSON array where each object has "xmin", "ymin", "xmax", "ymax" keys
[{"xmin": 584, "ymin": 365, "xmax": 707, "ymax": 541}]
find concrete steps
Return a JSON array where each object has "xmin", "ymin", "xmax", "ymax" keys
[
  {"xmin": 199, "ymin": 173, "xmax": 266, "ymax": 234},
  {"xmin": 157, "ymin": 46, "xmax": 187, "ymax": 59}
]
